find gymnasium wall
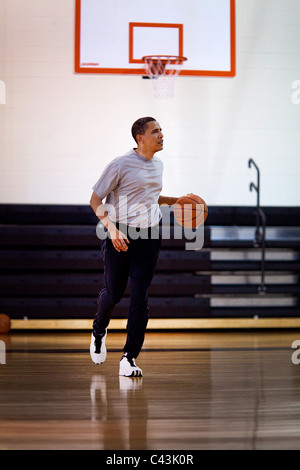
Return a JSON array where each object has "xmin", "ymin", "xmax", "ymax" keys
[{"xmin": 0, "ymin": 0, "xmax": 300, "ymax": 207}]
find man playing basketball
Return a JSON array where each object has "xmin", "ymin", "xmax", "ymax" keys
[{"xmin": 89, "ymin": 117, "xmax": 178, "ymax": 377}]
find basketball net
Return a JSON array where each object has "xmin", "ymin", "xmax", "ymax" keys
[{"xmin": 142, "ymin": 55, "xmax": 187, "ymax": 99}]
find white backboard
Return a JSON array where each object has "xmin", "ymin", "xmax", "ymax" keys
[{"xmin": 75, "ymin": 0, "xmax": 235, "ymax": 76}]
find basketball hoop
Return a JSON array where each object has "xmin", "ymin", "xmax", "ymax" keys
[{"xmin": 142, "ymin": 55, "xmax": 187, "ymax": 99}]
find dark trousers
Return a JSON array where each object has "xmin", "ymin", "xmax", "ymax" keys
[{"xmin": 93, "ymin": 225, "xmax": 161, "ymax": 358}]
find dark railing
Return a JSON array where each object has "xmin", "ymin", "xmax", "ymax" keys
[{"xmin": 248, "ymin": 158, "xmax": 266, "ymax": 293}]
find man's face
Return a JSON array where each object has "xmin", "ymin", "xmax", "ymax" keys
[{"xmin": 139, "ymin": 120, "xmax": 164, "ymax": 153}]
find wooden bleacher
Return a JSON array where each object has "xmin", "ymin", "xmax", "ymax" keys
[{"xmin": 0, "ymin": 204, "xmax": 299, "ymax": 329}]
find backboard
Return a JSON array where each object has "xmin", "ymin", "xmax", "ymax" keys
[{"xmin": 74, "ymin": 0, "xmax": 235, "ymax": 77}]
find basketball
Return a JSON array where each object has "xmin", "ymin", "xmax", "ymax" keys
[
  {"xmin": 0, "ymin": 314, "xmax": 11, "ymax": 334},
  {"xmin": 174, "ymin": 194, "xmax": 208, "ymax": 228}
]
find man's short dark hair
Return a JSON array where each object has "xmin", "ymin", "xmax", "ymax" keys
[{"xmin": 131, "ymin": 117, "xmax": 156, "ymax": 144}]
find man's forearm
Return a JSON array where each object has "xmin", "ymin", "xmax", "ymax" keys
[
  {"xmin": 90, "ymin": 192, "xmax": 112, "ymax": 229},
  {"xmin": 158, "ymin": 195, "xmax": 179, "ymax": 206},
  {"xmin": 90, "ymin": 191, "xmax": 129, "ymax": 251}
]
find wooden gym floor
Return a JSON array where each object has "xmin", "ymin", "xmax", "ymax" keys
[{"xmin": 1, "ymin": 329, "xmax": 300, "ymax": 450}]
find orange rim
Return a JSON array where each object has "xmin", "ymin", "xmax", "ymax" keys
[{"xmin": 142, "ymin": 55, "xmax": 187, "ymax": 65}]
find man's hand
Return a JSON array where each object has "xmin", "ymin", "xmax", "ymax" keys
[
  {"xmin": 108, "ymin": 226, "xmax": 130, "ymax": 252},
  {"xmin": 179, "ymin": 193, "xmax": 195, "ymax": 200}
]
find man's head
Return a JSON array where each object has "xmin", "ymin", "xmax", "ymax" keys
[
  {"xmin": 131, "ymin": 117, "xmax": 156, "ymax": 144},
  {"xmin": 131, "ymin": 117, "xmax": 164, "ymax": 158}
]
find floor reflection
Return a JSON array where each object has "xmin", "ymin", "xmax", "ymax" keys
[{"xmin": 90, "ymin": 374, "xmax": 148, "ymax": 449}]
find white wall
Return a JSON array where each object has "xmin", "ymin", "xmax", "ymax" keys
[{"xmin": 0, "ymin": 0, "xmax": 299, "ymax": 206}]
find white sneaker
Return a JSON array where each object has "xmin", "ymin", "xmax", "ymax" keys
[
  {"xmin": 119, "ymin": 354, "xmax": 143, "ymax": 377},
  {"xmin": 90, "ymin": 330, "xmax": 107, "ymax": 365}
]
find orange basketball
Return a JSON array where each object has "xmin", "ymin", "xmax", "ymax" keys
[
  {"xmin": 174, "ymin": 194, "xmax": 208, "ymax": 228},
  {"xmin": 0, "ymin": 314, "xmax": 11, "ymax": 334}
]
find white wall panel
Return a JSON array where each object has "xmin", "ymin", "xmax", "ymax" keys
[{"xmin": 0, "ymin": 0, "xmax": 299, "ymax": 205}]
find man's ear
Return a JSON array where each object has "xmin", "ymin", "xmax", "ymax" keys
[{"xmin": 136, "ymin": 133, "xmax": 143, "ymax": 145}]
